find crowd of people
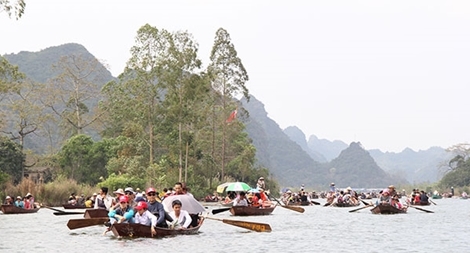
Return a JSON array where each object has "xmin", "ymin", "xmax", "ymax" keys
[
  {"xmin": 94, "ymin": 182, "xmax": 203, "ymax": 235},
  {"xmin": 3, "ymin": 193, "xmax": 36, "ymax": 209},
  {"xmin": 220, "ymin": 177, "xmax": 274, "ymax": 208}
]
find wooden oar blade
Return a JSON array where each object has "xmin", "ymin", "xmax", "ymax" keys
[
  {"xmin": 349, "ymin": 205, "xmax": 373, "ymax": 213},
  {"xmin": 67, "ymin": 218, "xmax": 109, "ymax": 230},
  {"xmin": 282, "ymin": 205, "xmax": 305, "ymax": 213},
  {"xmin": 54, "ymin": 211, "xmax": 85, "ymax": 216},
  {"xmin": 42, "ymin": 205, "xmax": 65, "ymax": 213},
  {"xmin": 410, "ymin": 206, "xmax": 434, "ymax": 213},
  {"xmin": 222, "ymin": 219, "xmax": 272, "ymax": 232},
  {"xmin": 212, "ymin": 207, "xmax": 231, "ymax": 215},
  {"xmin": 311, "ymin": 200, "xmax": 321, "ymax": 205}
]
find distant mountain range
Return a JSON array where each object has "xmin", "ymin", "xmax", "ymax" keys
[{"xmin": 2, "ymin": 43, "xmax": 453, "ymax": 189}]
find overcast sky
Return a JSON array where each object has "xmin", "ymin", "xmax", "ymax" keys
[{"xmin": 2, "ymin": 0, "xmax": 470, "ymax": 152}]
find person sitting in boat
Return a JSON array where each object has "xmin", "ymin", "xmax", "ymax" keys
[
  {"xmin": 329, "ymin": 182, "xmax": 336, "ymax": 193},
  {"xmin": 108, "ymin": 195, "xmax": 135, "ymax": 225},
  {"xmin": 388, "ymin": 185, "xmax": 397, "ymax": 197},
  {"xmin": 146, "ymin": 187, "xmax": 171, "ymax": 228},
  {"xmin": 250, "ymin": 193, "xmax": 261, "ymax": 208},
  {"xmin": 168, "ymin": 200, "xmax": 192, "ymax": 230},
  {"xmin": 14, "ymin": 196, "xmax": 24, "ymax": 207},
  {"xmin": 419, "ymin": 191, "xmax": 429, "ymax": 205},
  {"xmin": 124, "ymin": 187, "xmax": 137, "ymax": 207},
  {"xmin": 233, "ymin": 191, "xmax": 248, "ymax": 206},
  {"xmin": 171, "ymin": 182, "xmax": 185, "ymax": 196},
  {"xmin": 134, "ymin": 201, "xmax": 157, "ymax": 236},
  {"xmin": 4, "ymin": 196, "xmax": 14, "ymax": 205},
  {"xmin": 391, "ymin": 196, "xmax": 406, "ymax": 211},
  {"xmin": 95, "ymin": 187, "xmax": 114, "ymax": 210},
  {"xmin": 258, "ymin": 188, "xmax": 273, "ymax": 208},
  {"xmin": 378, "ymin": 189, "xmax": 391, "ymax": 205},
  {"xmin": 84, "ymin": 196, "xmax": 93, "ymax": 208}
]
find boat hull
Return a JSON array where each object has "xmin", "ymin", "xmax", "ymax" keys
[
  {"xmin": 63, "ymin": 204, "xmax": 87, "ymax": 209},
  {"xmin": 370, "ymin": 204, "xmax": 406, "ymax": 214},
  {"xmin": 84, "ymin": 208, "xmax": 108, "ymax": 218},
  {"xmin": 111, "ymin": 221, "xmax": 203, "ymax": 238},
  {"xmin": 230, "ymin": 206, "xmax": 275, "ymax": 216},
  {"xmin": 1, "ymin": 204, "xmax": 40, "ymax": 214}
]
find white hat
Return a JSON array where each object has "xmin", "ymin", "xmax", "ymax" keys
[
  {"xmin": 16, "ymin": 196, "xmax": 22, "ymax": 199},
  {"xmin": 5, "ymin": 196, "xmax": 11, "ymax": 199},
  {"xmin": 113, "ymin": 188, "xmax": 125, "ymax": 195},
  {"xmin": 26, "ymin": 192, "xmax": 32, "ymax": 197},
  {"xmin": 124, "ymin": 187, "xmax": 135, "ymax": 194},
  {"xmin": 93, "ymin": 192, "xmax": 98, "ymax": 196},
  {"xmin": 346, "ymin": 187, "xmax": 352, "ymax": 191}
]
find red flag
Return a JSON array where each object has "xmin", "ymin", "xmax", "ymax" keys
[{"xmin": 226, "ymin": 110, "xmax": 237, "ymax": 123}]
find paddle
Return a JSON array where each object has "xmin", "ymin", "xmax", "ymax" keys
[
  {"xmin": 311, "ymin": 200, "xmax": 321, "ymax": 205},
  {"xmin": 349, "ymin": 205, "xmax": 373, "ymax": 213},
  {"xmin": 212, "ymin": 207, "xmax": 231, "ymax": 215},
  {"xmin": 407, "ymin": 205, "xmax": 434, "ymax": 213},
  {"xmin": 429, "ymin": 199, "xmax": 437, "ymax": 205},
  {"xmin": 359, "ymin": 199, "xmax": 370, "ymax": 206},
  {"xmin": 42, "ymin": 205, "xmax": 65, "ymax": 213},
  {"xmin": 67, "ymin": 217, "xmax": 109, "ymax": 230},
  {"xmin": 54, "ymin": 211, "xmax": 85, "ymax": 216},
  {"xmin": 267, "ymin": 194, "xmax": 305, "ymax": 213},
  {"xmin": 204, "ymin": 216, "xmax": 271, "ymax": 232}
]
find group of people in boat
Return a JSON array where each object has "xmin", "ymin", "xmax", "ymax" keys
[
  {"xmin": 84, "ymin": 182, "xmax": 202, "ymax": 236},
  {"xmin": 406, "ymin": 188, "xmax": 430, "ymax": 205},
  {"xmin": 324, "ymin": 183, "xmax": 360, "ymax": 207},
  {"xmin": 375, "ymin": 185, "xmax": 407, "ymax": 211},
  {"xmin": 220, "ymin": 177, "xmax": 274, "ymax": 208},
  {"xmin": 3, "ymin": 193, "xmax": 36, "ymax": 209}
]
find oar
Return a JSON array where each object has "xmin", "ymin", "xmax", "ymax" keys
[
  {"xmin": 349, "ymin": 205, "xmax": 373, "ymax": 213},
  {"xmin": 311, "ymin": 200, "xmax": 320, "ymax": 205},
  {"xmin": 407, "ymin": 205, "xmax": 434, "ymax": 213},
  {"xmin": 54, "ymin": 211, "xmax": 85, "ymax": 216},
  {"xmin": 429, "ymin": 199, "xmax": 437, "ymax": 205},
  {"xmin": 204, "ymin": 216, "xmax": 271, "ymax": 232},
  {"xmin": 267, "ymin": 195, "xmax": 304, "ymax": 213},
  {"xmin": 359, "ymin": 199, "xmax": 370, "ymax": 206},
  {"xmin": 67, "ymin": 218, "xmax": 109, "ymax": 230},
  {"xmin": 42, "ymin": 205, "xmax": 66, "ymax": 213},
  {"xmin": 212, "ymin": 207, "xmax": 231, "ymax": 215}
]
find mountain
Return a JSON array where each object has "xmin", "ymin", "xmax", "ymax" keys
[
  {"xmin": 307, "ymin": 135, "xmax": 348, "ymax": 162},
  {"xmin": 327, "ymin": 142, "xmax": 408, "ymax": 188},
  {"xmin": 242, "ymin": 96, "xmax": 406, "ymax": 188},
  {"xmin": 283, "ymin": 126, "xmax": 327, "ymax": 162},
  {"xmin": 369, "ymin": 147, "xmax": 452, "ymax": 184}
]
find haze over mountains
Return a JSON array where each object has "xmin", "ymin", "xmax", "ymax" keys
[{"xmin": 2, "ymin": 43, "xmax": 453, "ymax": 189}]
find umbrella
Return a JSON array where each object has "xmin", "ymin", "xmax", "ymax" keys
[
  {"xmin": 248, "ymin": 188, "xmax": 260, "ymax": 193},
  {"xmin": 162, "ymin": 194, "xmax": 206, "ymax": 214},
  {"xmin": 216, "ymin": 182, "xmax": 235, "ymax": 193},
  {"xmin": 225, "ymin": 182, "xmax": 251, "ymax": 192}
]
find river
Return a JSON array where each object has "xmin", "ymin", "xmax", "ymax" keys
[{"xmin": 0, "ymin": 197, "xmax": 468, "ymax": 253}]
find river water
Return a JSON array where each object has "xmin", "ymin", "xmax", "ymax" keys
[{"xmin": 0, "ymin": 198, "xmax": 468, "ymax": 253}]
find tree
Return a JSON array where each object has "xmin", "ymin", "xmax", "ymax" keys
[
  {"xmin": 43, "ymin": 54, "xmax": 109, "ymax": 138},
  {"xmin": 0, "ymin": 0, "xmax": 26, "ymax": 19},
  {"xmin": 207, "ymin": 28, "xmax": 250, "ymax": 181},
  {"xmin": 0, "ymin": 136, "xmax": 25, "ymax": 183}
]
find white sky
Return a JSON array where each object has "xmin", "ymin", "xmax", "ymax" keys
[{"xmin": 2, "ymin": 0, "xmax": 470, "ymax": 153}]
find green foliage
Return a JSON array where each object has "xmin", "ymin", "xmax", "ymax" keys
[
  {"xmin": 439, "ymin": 157, "xmax": 470, "ymax": 188},
  {"xmin": 58, "ymin": 134, "xmax": 116, "ymax": 185},
  {"xmin": 97, "ymin": 173, "xmax": 146, "ymax": 193},
  {"xmin": 0, "ymin": 136, "xmax": 25, "ymax": 183}
]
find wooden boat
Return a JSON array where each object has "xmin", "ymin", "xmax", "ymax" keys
[
  {"xmin": 370, "ymin": 204, "xmax": 406, "ymax": 214},
  {"xmin": 220, "ymin": 201, "xmax": 233, "ymax": 207},
  {"xmin": 84, "ymin": 208, "xmax": 108, "ymax": 218},
  {"xmin": 431, "ymin": 195, "xmax": 442, "ymax": 199},
  {"xmin": 331, "ymin": 202, "xmax": 360, "ymax": 208},
  {"xmin": 111, "ymin": 220, "xmax": 203, "ymax": 238},
  {"xmin": 230, "ymin": 206, "xmax": 275, "ymax": 216},
  {"xmin": 1, "ymin": 204, "xmax": 40, "ymax": 214},
  {"xmin": 63, "ymin": 204, "xmax": 87, "ymax": 209},
  {"xmin": 411, "ymin": 202, "xmax": 431, "ymax": 206}
]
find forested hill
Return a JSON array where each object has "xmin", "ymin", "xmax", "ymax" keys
[{"xmin": 4, "ymin": 43, "xmax": 114, "ymax": 83}]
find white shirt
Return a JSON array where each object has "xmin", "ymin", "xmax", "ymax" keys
[
  {"xmin": 233, "ymin": 197, "xmax": 248, "ymax": 206},
  {"xmin": 169, "ymin": 210, "xmax": 192, "ymax": 228},
  {"xmin": 134, "ymin": 210, "xmax": 157, "ymax": 227},
  {"xmin": 94, "ymin": 194, "xmax": 114, "ymax": 210}
]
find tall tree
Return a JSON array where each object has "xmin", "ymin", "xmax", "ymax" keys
[
  {"xmin": 207, "ymin": 28, "xmax": 250, "ymax": 181},
  {"xmin": 0, "ymin": 0, "xmax": 26, "ymax": 19},
  {"xmin": 0, "ymin": 136, "xmax": 25, "ymax": 183},
  {"xmin": 43, "ymin": 54, "xmax": 109, "ymax": 138}
]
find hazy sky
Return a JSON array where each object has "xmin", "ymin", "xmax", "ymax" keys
[{"xmin": 2, "ymin": 1, "xmax": 470, "ymax": 152}]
